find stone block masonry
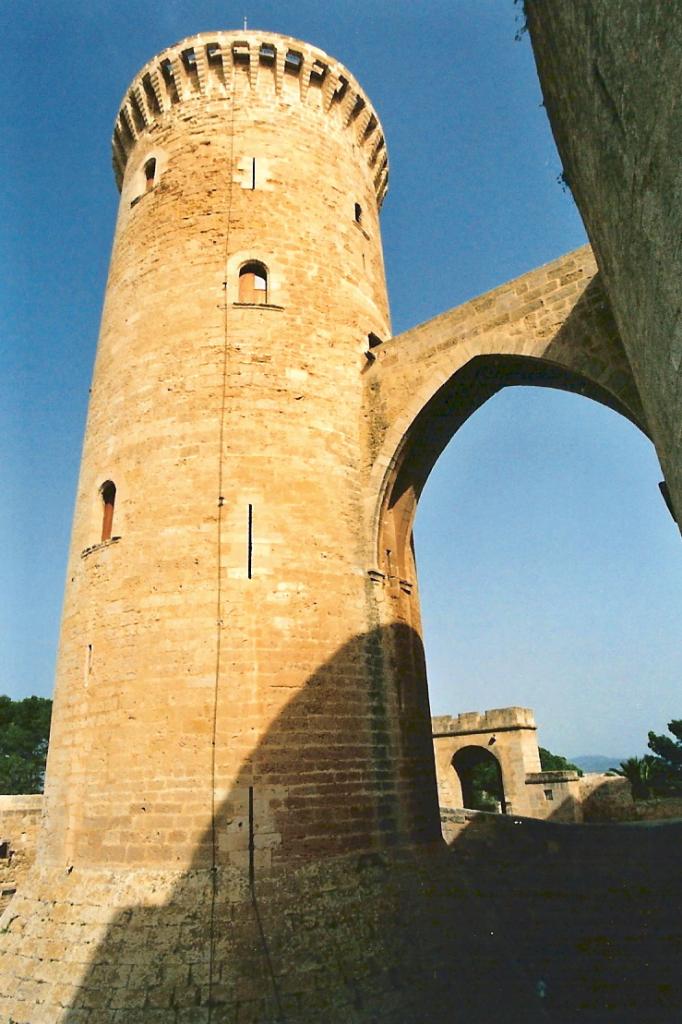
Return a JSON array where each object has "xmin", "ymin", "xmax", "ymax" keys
[
  {"xmin": 2, "ymin": 20, "xmax": 680, "ymax": 1023},
  {"xmin": 432, "ymin": 708, "xmax": 583, "ymax": 822},
  {"xmin": 526, "ymin": 0, "xmax": 682, "ymax": 529},
  {"xmin": 0, "ymin": 796, "xmax": 42, "ymax": 914}
]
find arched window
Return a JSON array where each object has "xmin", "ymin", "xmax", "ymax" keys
[
  {"xmin": 238, "ymin": 262, "xmax": 268, "ymax": 305},
  {"xmin": 100, "ymin": 481, "xmax": 116, "ymax": 542},
  {"xmin": 144, "ymin": 158, "xmax": 157, "ymax": 192}
]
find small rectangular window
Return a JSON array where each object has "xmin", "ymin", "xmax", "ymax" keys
[
  {"xmin": 181, "ymin": 47, "xmax": 197, "ymax": 70},
  {"xmin": 544, "ymin": 789, "xmax": 554, "ymax": 801},
  {"xmin": 349, "ymin": 96, "xmax": 365, "ymax": 122},
  {"xmin": 141, "ymin": 74, "xmax": 161, "ymax": 115},
  {"xmin": 284, "ymin": 50, "xmax": 302, "ymax": 74},
  {"xmin": 100, "ymin": 481, "xmax": 116, "ymax": 542},
  {"xmin": 310, "ymin": 60, "xmax": 328, "ymax": 84},
  {"xmin": 233, "ymin": 42, "xmax": 250, "ymax": 65},
  {"xmin": 332, "ymin": 76, "xmax": 348, "ymax": 103}
]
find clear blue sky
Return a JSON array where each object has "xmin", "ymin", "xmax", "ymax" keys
[{"xmin": 1, "ymin": 1, "xmax": 680, "ymax": 758}]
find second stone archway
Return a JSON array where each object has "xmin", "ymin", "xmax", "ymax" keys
[{"xmin": 361, "ymin": 245, "xmax": 657, "ymax": 838}]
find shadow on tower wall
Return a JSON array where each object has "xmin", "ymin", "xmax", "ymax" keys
[{"xmin": 54, "ymin": 624, "xmax": 682, "ymax": 1024}]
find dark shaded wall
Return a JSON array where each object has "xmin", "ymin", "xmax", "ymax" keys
[{"xmin": 526, "ymin": 1, "xmax": 682, "ymax": 526}]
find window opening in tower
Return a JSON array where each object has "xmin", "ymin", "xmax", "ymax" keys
[
  {"xmin": 100, "ymin": 480, "xmax": 116, "ymax": 542},
  {"xmin": 239, "ymin": 263, "xmax": 268, "ymax": 304},
  {"xmin": 144, "ymin": 158, "xmax": 156, "ymax": 192}
]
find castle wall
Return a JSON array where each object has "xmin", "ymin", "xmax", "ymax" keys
[
  {"xmin": 0, "ymin": 796, "xmax": 42, "ymax": 914},
  {"xmin": 526, "ymin": 1, "xmax": 682, "ymax": 528},
  {"xmin": 524, "ymin": 771, "xmax": 582, "ymax": 823}
]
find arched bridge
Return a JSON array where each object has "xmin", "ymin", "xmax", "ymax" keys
[{"xmin": 363, "ymin": 245, "xmax": 648, "ymax": 582}]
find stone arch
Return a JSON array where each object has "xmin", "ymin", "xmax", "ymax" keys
[
  {"xmin": 451, "ymin": 745, "xmax": 505, "ymax": 812},
  {"xmin": 364, "ymin": 246, "xmax": 650, "ymax": 580},
  {"xmin": 432, "ymin": 709, "xmax": 543, "ymax": 817}
]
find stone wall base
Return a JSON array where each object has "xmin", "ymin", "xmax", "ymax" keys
[
  {"xmin": 0, "ymin": 846, "xmax": 535, "ymax": 1024},
  {"xmin": 2, "ymin": 824, "xmax": 681, "ymax": 1023}
]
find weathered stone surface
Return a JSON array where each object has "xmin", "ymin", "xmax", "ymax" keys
[
  {"xmin": 526, "ymin": 0, "xmax": 682, "ymax": 527},
  {"xmin": 0, "ymin": 796, "xmax": 42, "ymax": 914},
  {"xmin": 432, "ymin": 708, "xmax": 583, "ymax": 822},
  {"xmin": 433, "ymin": 707, "xmax": 541, "ymax": 817}
]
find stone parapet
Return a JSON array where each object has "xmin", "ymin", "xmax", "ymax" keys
[
  {"xmin": 112, "ymin": 31, "xmax": 389, "ymax": 204},
  {"xmin": 525, "ymin": 770, "xmax": 579, "ymax": 784},
  {"xmin": 432, "ymin": 706, "xmax": 536, "ymax": 737}
]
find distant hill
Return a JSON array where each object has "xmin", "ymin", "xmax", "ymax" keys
[{"xmin": 571, "ymin": 755, "xmax": 626, "ymax": 774}]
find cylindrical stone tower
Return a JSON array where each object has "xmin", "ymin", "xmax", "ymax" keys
[
  {"xmin": 0, "ymin": 30, "xmax": 443, "ymax": 1024},
  {"xmin": 45, "ymin": 29, "xmax": 393, "ymax": 871}
]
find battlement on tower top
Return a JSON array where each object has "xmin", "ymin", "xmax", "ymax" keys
[
  {"xmin": 112, "ymin": 30, "xmax": 389, "ymax": 206},
  {"xmin": 432, "ymin": 707, "xmax": 538, "ymax": 737}
]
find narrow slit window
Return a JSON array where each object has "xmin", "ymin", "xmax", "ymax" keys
[
  {"xmin": 85, "ymin": 643, "xmax": 93, "ymax": 686},
  {"xmin": 238, "ymin": 262, "xmax": 268, "ymax": 305},
  {"xmin": 247, "ymin": 504, "xmax": 253, "ymax": 578},
  {"xmin": 100, "ymin": 481, "xmax": 116, "ymax": 542},
  {"xmin": 144, "ymin": 158, "xmax": 156, "ymax": 192},
  {"xmin": 354, "ymin": 202, "xmax": 362, "ymax": 223},
  {"xmin": 251, "ymin": 158, "xmax": 256, "ymax": 190}
]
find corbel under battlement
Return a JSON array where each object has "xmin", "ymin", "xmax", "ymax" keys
[{"xmin": 112, "ymin": 30, "xmax": 389, "ymax": 206}]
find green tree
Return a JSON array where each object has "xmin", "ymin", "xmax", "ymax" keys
[
  {"xmin": 469, "ymin": 758, "xmax": 503, "ymax": 811},
  {"xmin": 539, "ymin": 747, "xmax": 582, "ymax": 776},
  {"xmin": 647, "ymin": 720, "xmax": 682, "ymax": 794},
  {"xmin": 0, "ymin": 696, "xmax": 52, "ymax": 794},
  {"xmin": 616, "ymin": 755, "xmax": 660, "ymax": 800}
]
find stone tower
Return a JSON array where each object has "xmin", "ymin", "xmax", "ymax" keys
[
  {"xmin": 0, "ymin": 30, "xmax": 443, "ymax": 1023},
  {"xmin": 38, "ymin": 28, "xmax": 411, "ymax": 877}
]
